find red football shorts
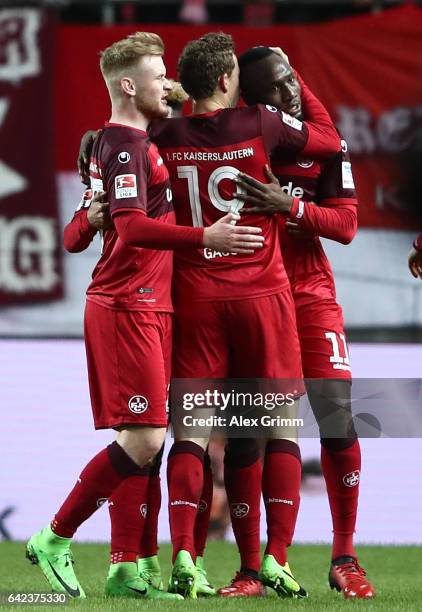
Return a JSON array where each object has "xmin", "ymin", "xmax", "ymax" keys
[
  {"xmin": 173, "ymin": 291, "xmax": 302, "ymax": 380},
  {"xmin": 295, "ymin": 301, "xmax": 352, "ymax": 380},
  {"xmin": 84, "ymin": 300, "xmax": 172, "ymax": 429}
]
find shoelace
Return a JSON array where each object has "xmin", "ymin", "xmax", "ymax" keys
[
  {"xmin": 231, "ymin": 572, "xmax": 259, "ymax": 587},
  {"xmin": 337, "ymin": 561, "xmax": 367, "ymax": 585},
  {"xmin": 61, "ymin": 550, "xmax": 74, "ymax": 568}
]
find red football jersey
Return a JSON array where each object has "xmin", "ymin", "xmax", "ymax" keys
[
  {"xmin": 273, "ymin": 138, "xmax": 358, "ymax": 307},
  {"xmin": 86, "ymin": 123, "xmax": 175, "ymax": 312},
  {"xmin": 150, "ymin": 104, "xmax": 331, "ymax": 302}
]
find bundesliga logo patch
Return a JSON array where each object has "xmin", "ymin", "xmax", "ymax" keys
[{"xmin": 115, "ymin": 174, "xmax": 137, "ymax": 199}]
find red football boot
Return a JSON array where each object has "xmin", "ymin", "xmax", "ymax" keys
[
  {"xmin": 329, "ymin": 556, "xmax": 375, "ymax": 599},
  {"xmin": 218, "ymin": 572, "xmax": 266, "ymax": 597}
]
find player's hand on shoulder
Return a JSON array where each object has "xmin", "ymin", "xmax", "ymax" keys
[
  {"xmin": 77, "ymin": 129, "xmax": 97, "ymax": 186},
  {"xmin": 236, "ymin": 165, "xmax": 293, "ymax": 215},
  {"xmin": 87, "ymin": 191, "xmax": 113, "ymax": 230},
  {"xmin": 203, "ymin": 213, "xmax": 265, "ymax": 254},
  {"xmin": 408, "ymin": 247, "xmax": 422, "ymax": 279}
]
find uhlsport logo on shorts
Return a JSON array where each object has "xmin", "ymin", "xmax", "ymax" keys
[
  {"xmin": 140, "ymin": 504, "xmax": 148, "ymax": 518},
  {"xmin": 343, "ymin": 470, "xmax": 360, "ymax": 487},
  {"xmin": 230, "ymin": 502, "xmax": 250, "ymax": 518},
  {"xmin": 198, "ymin": 499, "xmax": 208, "ymax": 513},
  {"xmin": 128, "ymin": 395, "xmax": 148, "ymax": 414},
  {"xmin": 96, "ymin": 498, "xmax": 108, "ymax": 508}
]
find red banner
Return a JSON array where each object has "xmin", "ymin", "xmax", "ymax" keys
[
  {"xmin": 0, "ymin": 8, "xmax": 62, "ymax": 305},
  {"xmin": 54, "ymin": 5, "xmax": 422, "ymax": 229}
]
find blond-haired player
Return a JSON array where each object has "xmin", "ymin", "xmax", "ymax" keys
[{"xmin": 26, "ymin": 31, "xmax": 264, "ymax": 601}]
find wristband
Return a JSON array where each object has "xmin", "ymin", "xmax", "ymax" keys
[{"xmin": 292, "ymin": 197, "xmax": 305, "ymax": 219}]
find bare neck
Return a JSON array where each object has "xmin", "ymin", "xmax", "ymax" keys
[
  {"xmin": 192, "ymin": 94, "xmax": 227, "ymax": 115},
  {"xmin": 109, "ymin": 103, "xmax": 149, "ymax": 132}
]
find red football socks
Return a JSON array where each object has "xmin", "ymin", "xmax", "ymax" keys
[
  {"xmin": 262, "ymin": 440, "xmax": 301, "ymax": 565},
  {"xmin": 167, "ymin": 441, "xmax": 205, "ymax": 562},
  {"xmin": 109, "ymin": 472, "xmax": 150, "ymax": 563},
  {"xmin": 139, "ymin": 471, "xmax": 162, "ymax": 558},
  {"xmin": 321, "ymin": 439, "xmax": 361, "ymax": 560},
  {"xmin": 51, "ymin": 443, "xmax": 140, "ymax": 538},
  {"xmin": 224, "ymin": 441, "xmax": 262, "ymax": 573},
  {"xmin": 194, "ymin": 450, "xmax": 213, "ymax": 558}
]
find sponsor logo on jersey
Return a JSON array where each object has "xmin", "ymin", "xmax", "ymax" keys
[
  {"xmin": 342, "ymin": 161, "xmax": 355, "ymax": 189},
  {"xmin": 230, "ymin": 502, "xmax": 250, "ymax": 518},
  {"xmin": 96, "ymin": 497, "xmax": 108, "ymax": 508},
  {"xmin": 296, "ymin": 157, "xmax": 314, "ymax": 169},
  {"xmin": 265, "ymin": 104, "xmax": 278, "ymax": 113},
  {"xmin": 115, "ymin": 174, "xmax": 137, "ymax": 199},
  {"xmin": 280, "ymin": 181, "xmax": 304, "ymax": 199},
  {"xmin": 198, "ymin": 499, "xmax": 208, "ymax": 513},
  {"xmin": 343, "ymin": 470, "xmax": 360, "ymax": 487},
  {"xmin": 118, "ymin": 151, "xmax": 131, "ymax": 163},
  {"xmin": 282, "ymin": 112, "xmax": 303, "ymax": 131},
  {"xmin": 140, "ymin": 503, "xmax": 148, "ymax": 518},
  {"xmin": 128, "ymin": 395, "xmax": 148, "ymax": 414}
]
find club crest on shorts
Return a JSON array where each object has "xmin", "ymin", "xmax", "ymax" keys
[
  {"xmin": 140, "ymin": 503, "xmax": 148, "ymax": 518},
  {"xmin": 128, "ymin": 395, "xmax": 148, "ymax": 414},
  {"xmin": 198, "ymin": 499, "xmax": 208, "ymax": 513},
  {"xmin": 230, "ymin": 502, "xmax": 250, "ymax": 518},
  {"xmin": 343, "ymin": 470, "xmax": 360, "ymax": 487}
]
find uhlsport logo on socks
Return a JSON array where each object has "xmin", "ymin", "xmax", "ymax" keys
[
  {"xmin": 128, "ymin": 395, "xmax": 148, "ymax": 414},
  {"xmin": 230, "ymin": 503, "xmax": 250, "ymax": 518},
  {"xmin": 198, "ymin": 499, "xmax": 208, "ymax": 513},
  {"xmin": 343, "ymin": 470, "xmax": 360, "ymax": 487}
]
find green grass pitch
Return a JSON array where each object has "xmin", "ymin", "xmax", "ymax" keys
[{"xmin": 0, "ymin": 541, "xmax": 421, "ymax": 611}]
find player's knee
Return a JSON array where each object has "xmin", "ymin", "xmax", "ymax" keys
[
  {"xmin": 307, "ymin": 379, "xmax": 357, "ymax": 443},
  {"xmin": 225, "ymin": 437, "xmax": 260, "ymax": 467}
]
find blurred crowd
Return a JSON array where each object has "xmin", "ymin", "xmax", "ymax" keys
[{"xmin": 23, "ymin": 0, "xmax": 419, "ymax": 25}]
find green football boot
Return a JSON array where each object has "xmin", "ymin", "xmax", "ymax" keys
[
  {"xmin": 138, "ymin": 555, "xmax": 164, "ymax": 590},
  {"xmin": 260, "ymin": 554, "xmax": 308, "ymax": 598},
  {"xmin": 105, "ymin": 562, "xmax": 183, "ymax": 600},
  {"xmin": 195, "ymin": 556, "xmax": 216, "ymax": 596},
  {"xmin": 26, "ymin": 526, "xmax": 86, "ymax": 599},
  {"xmin": 168, "ymin": 550, "xmax": 198, "ymax": 599}
]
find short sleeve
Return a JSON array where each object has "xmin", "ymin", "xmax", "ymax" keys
[
  {"xmin": 103, "ymin": 141, "xmax": 149, "ymax": 216},
  {"xmin": 317, "ymin": 138, "xmax": 358, "ymax": 205},
  {"xmin": 258, "ymin": 104, "xmax": 309, "ymax": 157}
]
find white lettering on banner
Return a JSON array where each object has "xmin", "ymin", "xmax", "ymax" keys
[
  {"xmin": 0, "ymin": 99, "xmax": 28, "ymax": 200},
  {"xmin": 0, "ymin": 9, "xmax": 41, "ymax": 83},
  {"xmin": 0, "ymin": 216, "xmax": 58, "ymax": 292},
  {"xmin": 337, "ymin": 105, "xmax": 422, "ymax": 154}
]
